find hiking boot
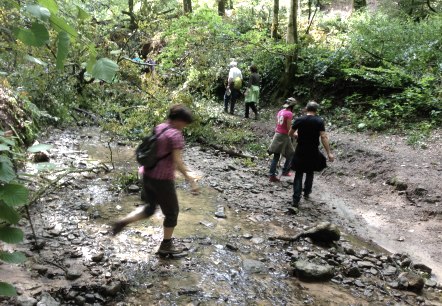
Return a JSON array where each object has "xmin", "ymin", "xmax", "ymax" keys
[
  {"xmin": 111, "ymin": 221, "xmax": 126, "ymax": 236},
  {"xmin": 269, "ymin": 175, "xmax": 280, "ymax": 182},
  {"xmin": 303, "ymin": 193, "xmax": 311, "ymax": 199},
  {"xmin": 282, "ymin": 171, "xmax": 292, "ymax": 177},
  {"xmin": 157, "ymin": 239, "xmax": 186, "ymax": 255}
]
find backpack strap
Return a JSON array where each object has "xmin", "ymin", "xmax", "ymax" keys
[{"xmin": 154, "ymin": 125, "xmax": 172, "ymax": 162}]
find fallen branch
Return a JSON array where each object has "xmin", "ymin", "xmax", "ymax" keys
[{"xmin": 196, "ymin": 137, "xmax": 257, "ymax": 159}]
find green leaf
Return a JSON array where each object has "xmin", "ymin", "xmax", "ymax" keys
[
  {"xmin": 0, "ymin": 135, "xmax": 15, "ymax": 146},
  {"xmin": 92, "ymin": 58, "xmax": 119, "ymax": 83},
  {"xmin": 26, "ymin": 5, "xmax": 51, "ymax": 21},
  {"xmin": 56, "ymin": 31, "xmax": 70, "ymax": 70},
  {"xmin": 13, "ymin": 22, "xmax": 49, "ymax": 47},
  {"xmin": 86, "ymin": 44, "xmax": 97, "ymax": 73},
  {"xmin": 0, "ymin": 144, "xmax": 10, "ymax": 152},
  {"xmin": 0, "ymin": 183, "xmax": 28, "ymax": 206},
  {"xmin": 49, "ymin": 15, "xmax": 77, "ymax": 39},
  {"xmin": 24, "ymin": 55, "xmax": 48, "ymax": 66},
  {"xmin": 0, "ymin": 251, "xmax": 26, "ymax": 264},
  {"xmin": 37, "ymin": 0, "xmax": 58, "ymax": 14},
  {"xmin": 0, "ymin": 282, "xmax": 16, "ymax": 297},
  {"xmin": 77, "ymin": 6, "xmax": 90, "ymax": 20},
  {"xmin": 0, "ymin": 226, "xmax": 24, "ymax": 244},
  {"xmin": 0, "ymin": 202, "xmax": 21, "ymax": 224},
  {"xmin": 0, "ymin": 159, "xmax": 15, "ymax": 183},
  {"xmin": 27, "ymin": 143, "xmax": 53, "ymax": 153},
  {"xmin": 35, "ymin": 162, "xmax": 56, "ymax": 172}
]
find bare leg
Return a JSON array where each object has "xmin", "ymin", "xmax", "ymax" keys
[{"xmin": 163, "ymin": 227, "xmax": 175, "ymax": 240}]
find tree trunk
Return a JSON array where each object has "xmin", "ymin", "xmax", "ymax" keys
[
  {"xmin": 127, "ymin": 0, "xmax": 137, "ymax": 30},
  {"xmin": 229, "ymin": 0, "xmax": 233, "ymax": 10},
  {"xmin": 353, "ymin": 0, "xmax": 367, "ymax": 10},
  {"xmin": 278, "ymin": 0, "xmax": 298, "ymax": 97},
  {"xmin": 183, "ymin": 0, "xmax": 192, "ymax": 13},
  {"xmin": 271, "ymin": 0, "xmax": 279, "ymax": 40},
  {"xmin": 218, "ymin": 0, "xmax": 226, "ymax": 16},
  {"xmin": 286, "ymin": 0, "xmax": 298, "ymax": 44}
]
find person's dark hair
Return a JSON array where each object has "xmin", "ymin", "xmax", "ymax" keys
[
  {"xmin": 168, "ymin": 104, "xmax": 193, "ymax": 123},
  {"xmin": 306, "ymin": 101, "xmax": 319, "ymax": 112},
  {"xmin": 250, "ymin": 64, "xmax": 258, "ymax": 73}
]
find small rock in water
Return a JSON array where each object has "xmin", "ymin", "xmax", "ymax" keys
[
  {"xmin": 103, "ymin": 282, "xmax": 122, "ymax": 296},
  {"xmin": 66, "ymin": 269, "xmax": 82, "ymax": 280},
  {"xmin": 397, "ymin": 236, "xmax": 405, "ymax": 242},
  {"xmin": 91, "ymin": 252, "xmax": 104, "ymax": 262},
  {"xmin": 17, "ymin": 295, "xmax": 38, "ymax": 306},
  {"xmin": 397, "ymin": 271, "xmax": 425, "ymax": 292},
  {"xmin": 412, "ymin": 263, "xmax": 432, "ymax": 274},
  {"xmin": 251, "ymin": 237, "xmax": 264, "ymax": 244},
  {"xmin": 242, "ymin": 233, "xmax": 253, "ymax": 239},
  {"xmin": 226, "ymin": 243, "xmax": 238, "ymax": 251}
]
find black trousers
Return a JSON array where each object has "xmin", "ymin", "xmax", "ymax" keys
[{"xmin": 245, "ymin": 102, "xmax": 258, "ymax": 118}]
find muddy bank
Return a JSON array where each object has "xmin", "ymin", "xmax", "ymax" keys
[{"xmin": 1, "ymin": 125, "xmax": 441, "ymax": 305}]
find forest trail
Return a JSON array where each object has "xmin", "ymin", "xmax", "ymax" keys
[{"xmin": 1, "ymin": 124, "xmax": 441, "ymax": 305}]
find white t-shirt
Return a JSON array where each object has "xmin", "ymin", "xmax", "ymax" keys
[{"xmin": 228, "ymin": 67, "xmax": 242, "ymax": 82}]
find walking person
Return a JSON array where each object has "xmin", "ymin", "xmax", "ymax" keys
[
  {"xmin": 267, "ymin": 98, "xmax": 297, "ymax": 182},
  {"xmin": 289, "ymin": 101, "xmax": 334, "ymax": 207},
  {"xmin": 224, "ymin": 60, "xmax": 243, "ymax": 115},
  {"xmin": 111, "ymin": 104, "xmax": 199, "ymax": 255},
  {"xmin": 244, "ymin": 64, "xmax": 260, "ymax": 120}
]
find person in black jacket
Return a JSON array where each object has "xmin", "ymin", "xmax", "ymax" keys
[{"xmin": 288, "ymin": 101, "xmax": 334, "ymax": 207}]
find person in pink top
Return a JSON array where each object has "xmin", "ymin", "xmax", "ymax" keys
[
  {"xmin": 267, "ymin": 98, "xmax": 297, "ymax": 182},
  {"xmin": 111, "ymin": 104, "xmax": 199, "ymax": 255}
]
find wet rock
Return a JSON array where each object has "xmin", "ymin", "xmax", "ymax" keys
[
  {"xmin": 178, "ymin": 287, "xmax": 200, "ymax": 296},
  {"xmin": 354, "ymin": 280, "xmax": 365, "ymax": 288},
  {"xmin": 343, "ymin": 265, "xmax": 362, "ymax": 278},
  {"xmin": 251, "ymin": 237, "xmax": 264, "ymax": 244},
  {"xmin": 242, "ymin": 233, "xmax": 253, "ymax": 239},
  {"xmin": 243, "ymin": 259, "xmax": 267, "ymax": 274},
  {"xmin": 66, "ymin": 269, "xmax": 82, "ymax": 280},
  {"xmin": 171, "ymin": 252, "xmax": 188, "ymax": 259},
  {"xmin": 425, "ymin": 279, "xmax": 437, "ymax": 288},
  {"xmin": 92, "ymin": 211, "xmax": 101, "ymax": 219},
  {"xmin": 127, "ymin": 185, "xmax": 140, "ymax": 193},
  {"xmin": 104, "ymin": 281, "xmax": 122, "ymax": 296},
  {"xmin": 226, "ymin": 243, "xmax": 238, "ymax": 251},
  {"xmin": 343, "ymin": 246, "xmax": 356, "ymax": 256},
  {"xmin": 357, "ymin": 261, "xmax": 375, "ymax": 269},
  {"xmin": 388, "ymin": 281, "xmax": 399, "ymax": 289},
  {"xmin": 91, "ymin": 252, "xmax": 104, "ymax": 262},
  {"xmin": 294, "ymin": 222, "xmax": 340, "ymax": 244},
  {"xmin": 412, "ymin": 263, "xmax": 432, "ymax": 274},
  {"xmin": 84, "ymin": 294, "xmax": 95, "ymax": 302},
  {"xmin": 16, "ymin": 295, "xmax": 38, "ymax": 306},
  {"xmin": 37, "ymin": 292, "xmax": 60, "ymax": 306},
  {"xmin": 400, "ymin": 258, "xmax": 412, "ymax": 267},
  {"xmin": 32, "ymin": 265, "xmax": 48, "ymax": 275},
  {"xmin": 382, "ymin": 266, "xmax": 398, "ymax": 276},
  {"xmin": 214, "ymin": 206, "xmax": 226, "ymax": 218},
  {"xmin": 397, "ymin": 271, "xmax": 425, "ymax": 292},
  {"xmin": 293, "ymin": 260, "xmax": 334, "ymax": 281},
  {"xmin": 386, "ymin": 177, "xmax": 408, "ymax": 191}
]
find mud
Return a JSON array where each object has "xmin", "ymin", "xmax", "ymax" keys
[{"xmin": 1, "ymin": 123, "xmax": 441, "ymax": 306}]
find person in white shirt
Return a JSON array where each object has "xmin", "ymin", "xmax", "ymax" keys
[{"xmin": 224, "ymin": 60, "xmax": 243, "ymax": 114}]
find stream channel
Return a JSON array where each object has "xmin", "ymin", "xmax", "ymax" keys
[{"xmin": 2, "ymin": 126, "xmax": 442, "ymax": 305}]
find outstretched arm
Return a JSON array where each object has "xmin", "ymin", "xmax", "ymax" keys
[
  {"xmin": 320, "ymin": 131, "xmax": 334, "ymax": 162},
  {"xmin": 172, "ymin": 149, "xmax": 200, "ymax": 193}
]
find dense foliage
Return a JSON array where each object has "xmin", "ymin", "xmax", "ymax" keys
[{"xmin": 0, "ymin": 0, "xmax": 441, "ymax": 148}]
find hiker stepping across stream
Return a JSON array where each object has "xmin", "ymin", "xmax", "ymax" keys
[{"xmin": 111, "ymin": 104, "xmax": 199, "ymax": 255}]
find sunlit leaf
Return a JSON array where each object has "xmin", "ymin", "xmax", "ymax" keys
[
  {"xmin": 0, "ymin": 183, "xmax": 28, "ymax": 206},
  {"xmin": 0, "ymin": 202, "xmax": 20, "ymax": 224},
  {"xmin": 27, "ymin": 143, "xmax": 53, "ymax": 153},
  {"xmin": 0, "ymin": 251, "xmax": 26, "ymax": 264},
  {"xmin": 37, "ymin": 0, "xmax": 58, "ymax": 14},
  {"xmin": 77, "ymin": 6, "xmax": 90, "ymax": 20},
  {"xmin": 35, "ymin": 162, "xmax": 56, "ymax": 171},
  {"xmin": 0, "ymin": 144, "xmax": 9, "ymax": 152},
  {"xmin": 49, "ymin": 15, "xmax": 77, "ymax": 39},
  {"xmin": 56, "ymin": 31, "xmax": 70, "ymax": 70},
  {"xmin": 0, "ymin": 226, "xmax": 23, "ymax": 244},
  {"xmin": 25, "ymin": 5, "xmax": 50, "ymax": 21},
  {"xmin": 13, "ymin": 23, "xmax": 49, "ymax": 47},
  {"xmin": 0, "ymin": 282, "xmax": 16, "ymax": 297},
  {"xmin": 91, "ymin": 58, "xmax": 119, "ymax": 83},
  {"xmin": 24, "ymin": 55, "xmax": 48, "ymax": 66},
  {"xmin": 86, "ymin": 44, "xmax": 97, "ymax": 73}
]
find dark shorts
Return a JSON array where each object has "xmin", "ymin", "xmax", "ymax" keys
[{"xmin": 141, "ymin": 176, "xmax": 179, "ymax": 228}]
